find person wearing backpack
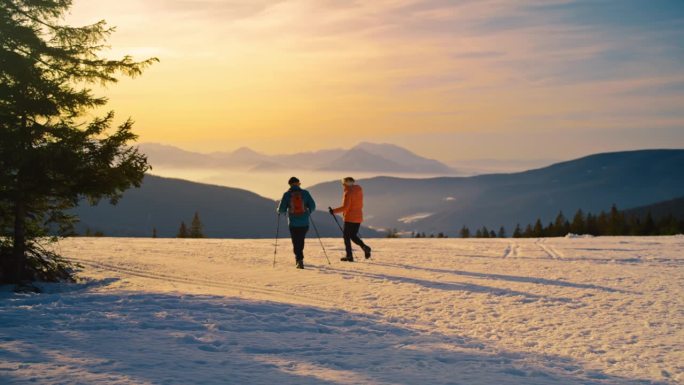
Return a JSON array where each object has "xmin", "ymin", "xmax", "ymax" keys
[
  {"xmin": 277, "ymin": 177, "xmax": 316, "ymax": 269},
  {"xmin": 329, "ymin": 177, "xmax": 371, "ymax": 262}
]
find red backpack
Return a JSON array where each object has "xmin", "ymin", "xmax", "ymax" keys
[{"xmin": 289, "ymin": 191, "xmax": 307, "ymax": 216}]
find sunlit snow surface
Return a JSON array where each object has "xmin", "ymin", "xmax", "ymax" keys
[{"xmin": 1, "ymin": 236, "xmax": 682, "ymax": 384}]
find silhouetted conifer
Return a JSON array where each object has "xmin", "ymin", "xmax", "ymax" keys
[
  {"xmin": 189, "ymin": 212, "xmax": 205, "ymax": 238},
  {"xmin": 177, "ymin": 222, "xmax": 188, "ymax": 238},
  {"xmin": 498, "ymin": 226, "xmax": 506, "ymax": 238}
]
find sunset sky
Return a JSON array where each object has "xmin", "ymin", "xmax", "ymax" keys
[{"xmin": 67, "ymin": 0, "xmax": 684, "ymax": 163}]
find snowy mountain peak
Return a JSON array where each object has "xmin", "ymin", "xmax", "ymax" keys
[
  {"xmin": 139, "ymin": 142, "xmax": 456, "ymax": 175},
  {"xmin": 231, "ymin": 146, "xmax": 262, "ymax": 156}
]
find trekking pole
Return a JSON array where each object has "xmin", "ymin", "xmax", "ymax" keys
[
  {"xmin": 328, "ymin": 207, "xmax": 354, "ymax": 260},
  {"xmin": 309, "ymin": 210, "xmax": 331, "ymax": 265},
  {"xmin": 328, "ymin": 207, "xmax": 344, "ymax": 234},
  {"xmin": 273, "ymin": 203, "xmax": 281, "ymax": 268}
]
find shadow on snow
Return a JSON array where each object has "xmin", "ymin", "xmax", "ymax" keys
[
  {"xmin": 368, "ymin": 261, "xmax": 632, "ymax": 294},
  {"xmin": 0, "ymin": 280, "xmax": 662, "ymax": 385},
  {"xmin": 318, "ymin": 266, "xmax": 573, "ymax": 303}
]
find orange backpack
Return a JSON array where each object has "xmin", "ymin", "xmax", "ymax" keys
[{"xmin": 289, "ymin": 191, "xmax": 307, "ymax": 216}]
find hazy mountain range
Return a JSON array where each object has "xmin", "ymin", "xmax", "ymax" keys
[
  {"xmin": 72, "ymin": 175, "xmax": 382, "ymax": 238},
  {"xmin": 73, "ymin": 149, "xmax": 684, "ymax": 238},
  {"xmin": 308, "ymin": 149, "xmax": 684, "ymax": 235},
  {"xmin": 139, "ymin": 142, "xmax": 456, "ymax": 174}
]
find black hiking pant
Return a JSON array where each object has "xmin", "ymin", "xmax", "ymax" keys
[
  {"xmin": 343, "ymin": 222, "xmax": 367, "ymax": 257},
  {"xmin": 289, "ymin": 226, "xmax": 308, "ymax": 262}
]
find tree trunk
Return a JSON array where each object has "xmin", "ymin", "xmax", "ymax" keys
[
  {"xmin": 11, "ymin": 199, "xmax": 26, "ymax": 283},
  {"xmin": 9, "ymin": 113, "xmax": 29, "ymax": 284}
]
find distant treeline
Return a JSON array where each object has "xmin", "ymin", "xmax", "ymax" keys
[
  {"xmin": 385, "ymin": 228, "xmax": 449, "ymax": 238},
  {"xmin": 176, "ymin": 212, "xmax": 205, "ymax": 238},
  {"xmin": 459, "ymin": 204, "xmax": 684, "ymax": 238},
  {"xmin": 458, "ymin": 226, "xmax": 505, "ymax": 238},
  {"xmin": 74, "ymin": 211, "xmax": 207, "ymax": 238}
]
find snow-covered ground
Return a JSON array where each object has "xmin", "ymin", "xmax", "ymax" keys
[{"xmin": 1, "ymin": 236, "xmax": 682, "ymax": 384}]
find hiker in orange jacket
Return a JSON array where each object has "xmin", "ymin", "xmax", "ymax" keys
[{"xmin": 329, "ymin": 177, "xmax": 371, "ymax": 262}]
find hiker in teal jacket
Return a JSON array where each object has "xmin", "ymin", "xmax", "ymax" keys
[{"xmin": 277, "ymin": 177, "xmax": 316, "ymax": 269}]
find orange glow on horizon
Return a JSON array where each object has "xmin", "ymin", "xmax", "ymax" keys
[{"xmin": 67, "ymin": 0, "xmax": 684, "ymax": 160}]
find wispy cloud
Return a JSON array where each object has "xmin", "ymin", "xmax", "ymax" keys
[{"xmin": 67, "ymin": 0, "xmax": 684, "ymax": 158}]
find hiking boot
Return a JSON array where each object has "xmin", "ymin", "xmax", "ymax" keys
[
  {"xmin": 363, "ymin": 246, "xmax": 372, "ymax": 259},
  {"xmin": 340, "ymin": 256, "xmax": 354, "ymax": 262},
  {"xmin": 296, "ymin": 259, "xmax": 304, "ymax": 269}
]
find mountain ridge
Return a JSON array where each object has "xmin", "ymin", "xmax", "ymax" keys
[
  {"xmin": 72, "ymin": 174, "xmax": 382, "ymax": 238},
  {"xmin": 308, "ymin": 149, "xmax": 684, "ymax": 235},
  {"xmin": 622, "ymin": 195, "xmax": 684, "ymax": 221},
  {"xmin": 138, "ymin": 142, "xmax": 456, "ymax": 174}
]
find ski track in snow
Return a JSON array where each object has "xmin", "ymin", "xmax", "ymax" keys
[
  {"xmin": 502, "ymin": 242, "xmax": 522, "ymax": 258},
  {"xmin": 72, "ymin": 258, "xmax": 329, "ymax": 307},
  {"xmin": 1, "ymin": 236, "xmax": 683, "ymax": 385},
  {"xmin": 536, "ymin": 238, "xmax": 565, "ymax": 260}
]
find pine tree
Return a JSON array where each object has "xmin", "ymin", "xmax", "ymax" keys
[
  {"xmin": 152, "ymin": 228, "xmax": 158, "ymax": 238},
  {"xmin": 553, "ymin": 211, "xmax": 568, "ymax": 236},
  {"xmin": 523, "ymin": 224, "xmax": 533, "ymax": 237},
  {"xmin": 475, "ymin": 229, "xmax": 482, "ymax": 238},
  {"xmin": 586, "ymin": 213, "xmax": 598, "ymax": 235},
  {"xmin": 642, "ymin": 212, "xmax": 655, "ymax": 235},
  {"xmin": 459, "ymin": 226, "xmax": 470, "ymax": 238},
  {"xmin": 498, "ymin": 226, "xmax": 506, "ymax": 238},
  {"xmin": 608, "ymin": 204, "xmax": 625, "ymax": 235},
  {"xmin": 513, "ymin": 224, "xmax": 522, "ymax": 238},
  {"xmin": 597, "ymin": 211, "xmax": 609, "ymax": 236},
  {"xmin": 189, "ymin": 212, "xmax": 204, "ymax": 238},
  {"xmin": 626, "ymin": 215, "xmax": 641, "ymax": 235},
  {"xmin": 0, "ymin": 1, "xmax": 156, "ymax": 284},
  {"xmin": 570, "ymin": 209, "xmax": 586, "ymax": 234},
  {"xmin": 532, "ymin": 219, "xmax": 544, "ymax": 237},
  {"xmin": 177, "ymin": 222, "xmax": 188, "ymax": 238}
]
